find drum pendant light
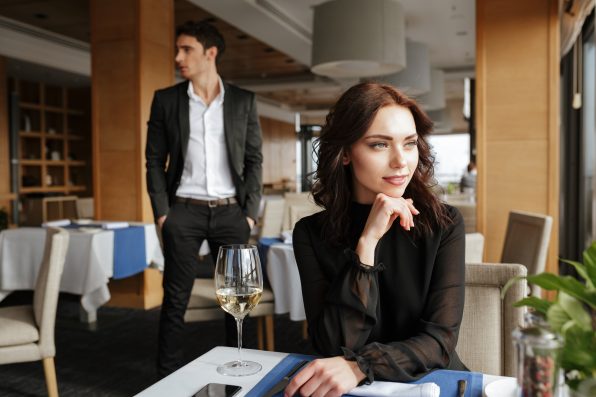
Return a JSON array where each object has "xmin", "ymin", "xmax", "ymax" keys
[
  {"xmin": 417, "ymin": 68, "xmax": 446, "ymax": 111},
  {"xmin": 380, "ymin": 40, "xmax": 431, "ymax": 95},
  {"xmin": 311, "ymin": 0, "xmax": 407, "ymax": 78}
]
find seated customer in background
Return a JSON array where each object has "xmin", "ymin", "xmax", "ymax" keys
[
  {"xmin": 460, "ymin": 162, "xmax": 477, "ymax": 193},
  {"xmin": 288, "ymin": 82, "xmax": 466, "ymax": 397}
]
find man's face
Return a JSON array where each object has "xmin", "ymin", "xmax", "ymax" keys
[{"xmin": 175, "ymin": 34, "xmax": 216, "ymax": 80}]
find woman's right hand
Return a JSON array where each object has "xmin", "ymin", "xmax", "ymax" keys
[{"xmin": 356, "ymin": 193, "xmax": 419, "ymax": 265}]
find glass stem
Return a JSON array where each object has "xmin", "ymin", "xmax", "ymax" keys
[{"xmin": 236, "ymin": 317, "xmax": 243, "ymax": 364}]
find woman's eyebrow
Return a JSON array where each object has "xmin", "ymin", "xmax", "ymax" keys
[{"xmin": 363, "ymin": 133, "xmax": 418, "ymax": 140}]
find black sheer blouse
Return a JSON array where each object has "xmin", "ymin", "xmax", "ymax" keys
[{"xmin": 293, "ymin": 202, "xmax": 467, "ymax": 382}]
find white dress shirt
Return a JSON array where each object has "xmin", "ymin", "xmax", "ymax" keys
[{"xmin": 176, "ymin": 79, "xmax": 236, "ymax": 200}]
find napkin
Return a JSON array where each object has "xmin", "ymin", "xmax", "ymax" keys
[
  {"xmin": 101, "ymin": 221, "xmax": 129, "ymax": 229},
  {"xmin": 348, "ymin": 381, "xmax": 440, "ymax": 397},
  {"xmin": 281, "ymin": 229, "xmax": 293, "ymax": 244},
  {"xmin": 42, "ymin": 219, "xmax": 71, "ymax": 227}
]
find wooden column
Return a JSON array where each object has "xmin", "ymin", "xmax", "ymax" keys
[
  {"xmin": 0, "ymin": 56, "xmax": 15, "ymax": 223},
  {"xmin": 476, "ymin": 0, "xmax": 560, "ymax": 276},
  {"xmin": 91, "ymin": 0, "xmax": 174, "ymax": 309}
]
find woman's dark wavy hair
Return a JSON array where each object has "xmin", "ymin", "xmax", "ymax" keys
[{"xmin": 311, "ymin": 82, "xmax": 450, "ymax": 245}]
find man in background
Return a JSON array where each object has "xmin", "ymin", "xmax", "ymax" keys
[{"xmin": 145, "ymin": 20, "xmax": 262, "ymax": 377}]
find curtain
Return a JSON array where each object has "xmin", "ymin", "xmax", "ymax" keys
[{"xmin": 561, "ymin": 0, "xmax": 595, "ymax": 57}]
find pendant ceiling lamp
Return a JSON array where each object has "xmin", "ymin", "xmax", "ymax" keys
[
  {"xmin": 381, "ymin": 40, "xmax": 431, "ymax": 95},
  {"xmin": 311, "ymin": 0, "xmax": 406, "ymax": 78},
  {"xmin": 417, "ymin": 69, "xmax": 446, "ymax": 111}
]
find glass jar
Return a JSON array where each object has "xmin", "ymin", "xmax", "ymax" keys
[{"xmin": 513, "ymin": 326, "xmax": 563, "ymax": 397}]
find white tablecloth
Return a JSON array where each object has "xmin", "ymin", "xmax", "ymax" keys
[
  {"xmin": 135, "ymin": 346, "xmax": 512, "ymax": 397},
  {"xmin": 0, "ymin": 224, "xmax": 164, "ymax": 321},
  {"xmin": 266, "ymin": 243, "xmax": 305, "ymax": 321}
]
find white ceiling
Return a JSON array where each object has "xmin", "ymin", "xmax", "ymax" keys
[{"xmin": 191, "ymin": 0, "xmax": 475, "ymax": 73}]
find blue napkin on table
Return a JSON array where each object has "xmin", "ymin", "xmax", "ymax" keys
[
  {"xmin": 246, "ymin": 354, "xmax": 483, "ymax": 397},
  {"xmin": 244, "ymin": 353, "xmax": 314, "ymax": 397},
  {"xmin": 412, "ymin": 369, "xmax": 483, "ymax": 397}
]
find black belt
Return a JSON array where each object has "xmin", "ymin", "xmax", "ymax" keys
[{"xmin": 176, "ymin": 197, "xmax": 237, "ymax": 207}]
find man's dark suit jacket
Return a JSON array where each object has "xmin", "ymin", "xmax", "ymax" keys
[{"xmin": 145, "ymin": 81, "xmax": 263, "ymax": 221}]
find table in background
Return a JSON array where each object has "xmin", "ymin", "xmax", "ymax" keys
[
  {"xmin": 259, "ymin": 240, "xmax": 305, "ymax": 321},
  {"xmin": 0, "ymin": 224, "xmax": 163, "ymax": 322},
  {"xmin": 136, "ymin": 346, "xmax": 510, "ymax": 397}
]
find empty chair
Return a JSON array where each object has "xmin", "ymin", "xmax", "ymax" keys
[
  {"xmin": 465, "ymin": 232, "xmax": 485, "ymax": 263},
  {"xmin": 451, "ymin": 202, "xmax": 476, "ymax": 233},
  {"xmin": 184, "ymin": 279, "xmax": 276, "ymax": 351},
  {"xmin": 288, "ymin": 203, "xmax": 321, "ymax": 231},
  {"xmin": 75, "ymin": 197, "xmax": 94, "ymax": 219},
  {"xmin": 456, "ymin": 262, "xmax": 527, "ymax": 377},
  {"xmin": 0, "ymin": 227, "xmax": 70, "ymax": 397},
  {"xmin": 501, "ymin": 210, "xmax": 552, "ymax": 296},
  {"xmin": 281, "ymin": 192, "xmax": 317, "ymax": 231},
  {"xmin": 259, "ymin": 198, "xmax": 285, "ymax": 238}
]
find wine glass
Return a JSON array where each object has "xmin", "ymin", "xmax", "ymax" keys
[{"xmin": 214, "ymin": 244, "xmax": 263, "ymax": 376}]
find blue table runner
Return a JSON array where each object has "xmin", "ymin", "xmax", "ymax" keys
[
  {"xmin": 111, "ymin": 226, "xmax": 146, "ymax": 279},
  {"xmin": 246, "ymin": 354, "xmax": 483, "ymax": 397}
]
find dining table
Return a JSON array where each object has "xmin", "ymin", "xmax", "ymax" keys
[
  {"xmin": 135, "ymin": 346, "xmax": 514, "ymax": 397},
  {"xmin": 0, "ymin": 222, "xmax": 164, "ymax": 322}
]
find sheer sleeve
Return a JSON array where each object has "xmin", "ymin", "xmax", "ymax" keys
[
  {"xmin": 293, "ymin": 221, "xmax": 384, "ymax": 359},
  {"xmin": 293, "ymin": 208, "xmax": 466, "ymax": 382}
]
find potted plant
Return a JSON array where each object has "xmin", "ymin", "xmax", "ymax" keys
[{"xmin": 504, "ymin": 242, "xmax": 596, "ymax": 394}]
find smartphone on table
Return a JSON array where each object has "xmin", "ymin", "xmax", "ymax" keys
[{"xmin": 192, "ymin": 383, "xmax": 241, "ymax": 397}]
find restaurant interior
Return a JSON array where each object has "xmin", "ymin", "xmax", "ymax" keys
[{"xmin": 0, "ymin": 0, "xmax": 594, "ymax": 396}]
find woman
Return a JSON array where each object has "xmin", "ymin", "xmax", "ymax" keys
[{"xmin": 286, "ymin": 82, "xmax": 466, "ymax": 397}]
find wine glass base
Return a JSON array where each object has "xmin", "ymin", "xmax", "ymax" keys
[{"xmin": 217, "ymin": 360, "xmax": 262, "ymax": 376}]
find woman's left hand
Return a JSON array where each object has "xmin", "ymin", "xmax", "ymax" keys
[{"xmin": 284, "ymin": 356, "xmax": 366, "ymax": 397}]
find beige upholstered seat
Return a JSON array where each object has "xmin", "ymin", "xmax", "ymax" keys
[
  {"xmin": 501, "ymin": 210, "xmax": 552, "ymax": 296},
  {"xmin": 0, "ymin": 227, "xmax": 69, "ymax": 397},
  {"xmin": 451, "ymin": 202, "xmax": 476, "ymax": 233},
  {"xmin": 184, "ymin": 278, "xmax": 276, "ymax": 351},
  {"xmin": 259, "ymin": 198, "xmax": 285, "ymax": 238},
  {"xmin": 75, "ymin": 197, "xmax": 94, "ymax": 219},
  {"xmin": 281, "ymin": 192, "xmax": 318, "ymax": 231},
  {"xmin": 456, "ymin": 262, "xmax": 527, "ymax": 377},
  {"xmin": 465, "ymin": 232, "xmax": 485, "ymax": 263}
]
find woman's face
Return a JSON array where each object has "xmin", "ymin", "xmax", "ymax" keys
[{"xmin": 344, "ymin": 104, "xmax": 419, "ymax": 203}]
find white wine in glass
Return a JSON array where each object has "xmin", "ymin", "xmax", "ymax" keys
[{"xmin": 214, "ymin": 244, "xmax": 263, "ymax": 376}]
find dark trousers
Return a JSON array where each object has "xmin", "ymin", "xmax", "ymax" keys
[{"xmin": 157, "ymin": 200, "xmax": 251, "ymax": 377}]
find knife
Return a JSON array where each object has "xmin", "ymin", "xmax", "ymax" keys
[{"xmin": 262, "ymin": 360, "xmax": 309, "ymax": 397}]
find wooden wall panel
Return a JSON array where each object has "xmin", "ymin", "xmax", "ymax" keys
[
  {"xmin": 260, "ymin": 116, "xmax": 297, "ymax": 186},
  {"xmin": 91, "ymin": 0, "xmax": 173, "ymax": 222},
  {"xmin": 0, "ymin": 57, "xmax": 13, "ymax": 220},
  {"xmin": 476, "ymin": 0, "xmax": 559, "ymax": 275},
  {"xmin": 91, "ymin": 0, "xmax": 173, "ymax": 309}
]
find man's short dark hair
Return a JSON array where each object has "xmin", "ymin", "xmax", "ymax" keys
[{"xmin": 176, "ymin": 20, "xmax": 225, "ymax": 61}]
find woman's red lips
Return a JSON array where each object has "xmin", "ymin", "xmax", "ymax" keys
[{"xmin": 383, "ymin": 175, "xmax": 408, "ymax": 185}]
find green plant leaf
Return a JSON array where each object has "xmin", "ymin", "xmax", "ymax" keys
[
  {"xmin": 560, "ymin": 328, "xmax": 596, "ymax": 376},
  {"xmin": 526, "ymin": 273, "xmax": 596, "ymax": 308},
  {"xmin": 547, "ymin": 302, "xmax": 570, "ymax": 332},
  {"xmin": 584, "ymin": 242, "xmax": 596, "ymax": 288},
  {"xmin": 558, "ymin": 292, "xmax": 593, "ymax": 331},
  {"xmin": 513, "ymin": 296, "xmax": 552, "ymax": 314},
  {"xmin": 501, "ymin": 276, "xmax": 526, "ymax": 299},
  {"xmin": 561, "ymin": 258, "xmax": 592, "ymax": 288}
]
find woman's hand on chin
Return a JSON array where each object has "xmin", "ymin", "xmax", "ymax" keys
[
  {"xmin": 284, "ymin": 356, "xmax": 366, "ymax": 397},
  {"xmin": 356, "ymin": 193, "xmax": 419, "ymax": 265},
  {"xmin": 364, "ymin": 193, "xmax": 419, "ymax": 238}
]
